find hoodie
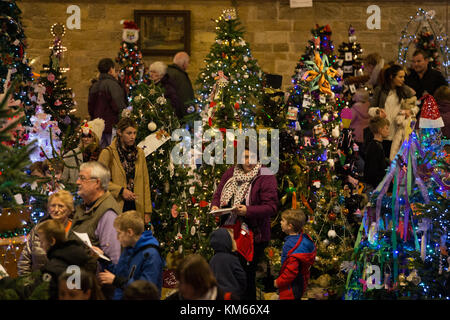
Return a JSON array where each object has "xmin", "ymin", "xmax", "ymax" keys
[
  {"xmin": 105, "ymin": 230, "xmax": 164, "ymax": 300},
  {"xmin": 209, "ymin": 228, "xmax": 247, "ymax": 298},
  {"xmin": 276, "ymin": 233, "xmax": 316, "ymax": 300}
]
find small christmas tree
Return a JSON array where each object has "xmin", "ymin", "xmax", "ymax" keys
[
  {"xmin": 337, "ymin": 25, "xmax": 364, "ymax": 101},
  {"xmin": 116, "ymin": 20, "xmax": 149, "ymax": 102},
  {"xmin": 414, "ymin": 27, "xmax": 440, "ymax": 70},
  {"xmin": 196, "ymin": 8, "xmax": 263, "ymax": 130},
  {"xmin": 38, "ymin": 23, "xmax": 79, "ymax": 139}
]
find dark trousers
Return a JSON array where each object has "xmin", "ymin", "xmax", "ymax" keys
[{"xmin": 239, "ymin": 241, "xmax": 268, "ymax": 300}]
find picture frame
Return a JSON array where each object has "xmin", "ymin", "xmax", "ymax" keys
[{"xmin": 134, "ymin": 10, "xmax": 191, "ymax": 56}]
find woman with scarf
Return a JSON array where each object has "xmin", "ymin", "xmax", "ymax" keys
[
  {"xmin": 211, "ymin": 146, "xmax": 278, "ymax": 300},
  {"xmin": 98, "ymin": 117, "xmax": 152, "ymax": 224}
]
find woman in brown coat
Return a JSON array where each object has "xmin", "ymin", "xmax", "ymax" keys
[{"xmin": 98, "ymin": 117, "xmax": 152, "ymax": 224}]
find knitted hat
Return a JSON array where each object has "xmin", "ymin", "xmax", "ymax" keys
[
  {"xmin": 81, "ymin": 118, "xmax": 105, "ymax": 140},
  {"xmin": 419, "ymin": 94, "xmax": 444, "ymax": 128}
]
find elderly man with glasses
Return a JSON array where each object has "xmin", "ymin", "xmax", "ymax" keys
[{"xmin": 68, "ymin": 161, "xmax": 121, "ymax": 265}]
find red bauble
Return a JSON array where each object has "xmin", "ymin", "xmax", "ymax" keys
[{"xmin": 328, "ymin": 212, "xmax": 337, "ymax": 221}]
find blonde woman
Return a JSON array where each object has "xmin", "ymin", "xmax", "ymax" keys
[{"xmin": 17, "ymin": 190, "xmax": 74, "ymax": 276}]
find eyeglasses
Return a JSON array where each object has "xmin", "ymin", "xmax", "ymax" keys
[{"xmin": 77, "ymin": 175, "xmax": 98, "ymax": 182}]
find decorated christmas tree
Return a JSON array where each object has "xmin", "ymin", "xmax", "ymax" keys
[
  {"xmin": 37, "ymin": 23, "xmax": 79, "ymax": 139},
  {"xmin": 337, "ymin": 25, "xmax": 364, "ymax": 100},
  {"xmin": 414, "ymin": 27, "xmax": 440, "ymax": 70},
  {"xmin": 0, "ymin": 0, "xmax": 35, "ymax": 126},
  {"xmin": 150, "ymin": 8, "xmax": 266, "ymax": 262},
  {"xmin": 290, "ymin": 52, "xmax": 358, "ymax": 299},
  {"xmin": 287, "ymin": 24, "xmax": 343, "ymax": 141},
  {"xmin": 196, "ymin": 8, "xmax": 263, "ymax": 130},
  {"xmin": 344, "ymin": 95, "xmax": 449, "ymax": 300},
  {"xmin": 116, "ymin": 20, "xmax": 149, "ymax": 102},
  {"xmin": 398, "ymin": 8, "xmax": 449, "ymax": 78},
  {"xmin": 0, "ymin": 82, "xmax": 35, "ymax": 209},
  {"xmin": 128, "ymin": 83, "xmax": 195, "ymax": 259}
]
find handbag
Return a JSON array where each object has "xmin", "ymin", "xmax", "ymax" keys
[{"xmin": 223, "ymin": 218, "xmax": 254, "ymax": 262}]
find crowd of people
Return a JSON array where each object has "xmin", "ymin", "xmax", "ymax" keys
[
  {"xmin": 349, "ymin": 49, "xmax": 448, "ymax": 190},
  {"xmin": 0, "ymin": 48, "xmax": 448, "ymax": 301}
]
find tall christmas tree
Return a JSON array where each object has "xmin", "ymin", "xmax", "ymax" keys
[
  {"xmin": 116, "ymin": 20, "xmax": 149, "ymax": 102},
  {"xmin": 0, "ymin": 0, "xmax": 35, "ymax": 126},
  {"xmin": 345, "ymin": 95, "xmax": 449, "ymax": 299},
  {"xmin": 128, "ymin": 83, "xmax": 194, "ymax": 259},
  {"xmin": 158, "ymin": 8, "xmax": 265, "ymax": 260},
  {"xmin": 291, "ymin": 52, "xmax": 357, "ymax": 299},
  {"xmin": 38, "ymin": 23, "xmax": 79, "ymax": 139}
]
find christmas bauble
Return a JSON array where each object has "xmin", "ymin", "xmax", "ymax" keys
[
  {"xmin": 327, "ymin": 229, "xmax": 337, "ymax": 238},
  {"xmin": 328, "ymin": 213, "xmax": 337, "ymax": 221},
  {"xmin": 147, "ymin": 121, "xmax": 157, "ymax": 131}
]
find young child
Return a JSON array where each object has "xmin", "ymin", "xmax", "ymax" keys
[
  {"xmin": 350, "ymin": 88, "xmax": 371, "ymax": 145},
  {"xmin": 209, "ymin": 228, "xmax": 247, "ymax": 299},
  {"xmin": 274, "ymin": 209, "xmax": 316, "ymax": 300},
  {"xmin": 363, "ymin": 117, "xmax": 391, "ymax": 189},
  {"xmin": 390, "ymin": 96, "xmax": 418, "ymax": 161},
  {"xmin": 36, "ymin": 219, "xmax": 94, "ymax": 300},
  {"xmin": 96, "ymin": 210, "xmax": 164, "ymax": 300}
]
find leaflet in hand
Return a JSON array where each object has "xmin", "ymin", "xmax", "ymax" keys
[
  {"xmin": 210, "ymin": 207, "xmax": 235, "ymax": 216},
  {"xmin": 73, "ymin": 231, "xmax": 111, "ymax": 261}
]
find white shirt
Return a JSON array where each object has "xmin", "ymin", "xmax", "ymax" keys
[{"xmin": 384, "ymin": 90, "xmax": 401, "ymax": 141}]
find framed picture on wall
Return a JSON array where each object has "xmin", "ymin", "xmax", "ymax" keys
[{"xmin": 134, "ymin": 10, "xmax": 190, "ymax": 56}]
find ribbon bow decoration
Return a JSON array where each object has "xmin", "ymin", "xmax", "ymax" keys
[{"xmin": 302, "ymin": 52, "xmax": 338, "ymax": 96}]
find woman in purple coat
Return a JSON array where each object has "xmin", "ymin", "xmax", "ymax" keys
[{"xmin": 211, "ymin": 146, "xmax": 278, "ymax": 300}]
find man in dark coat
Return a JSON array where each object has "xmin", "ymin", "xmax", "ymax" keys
[
  {"xmin": 88, "ymin": 58, "xmax": 127, "ymax": 148},
  {"xmin": 167, "ymin": 52, "xmax": 194, "ymax": 118},
  {"xmin": 405, "ymin": 49, "xmax": 447, "ymax": 102},
  {"xmin": 209, "ymin": 228, "xmax": 247, "ymax": 299}
]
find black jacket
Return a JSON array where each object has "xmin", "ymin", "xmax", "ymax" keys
[
  {"xmin": 158, "ymin": 74, "xmax": 185, "ymax": 120},
  {"xmin": 363, "ymin": 140, "xmax": 390, "ymax": 188},
  {"xmin": 405, "ymin": 67, "xmax": 447, "ymax": 99},
  {"xmin": 167, "ymin": 64, "xmax": 194, "ymax": 107},
  {"xmin": 41, "ymin": 240, "xmax": 94, "ymax": 300},
  {"xmin": 209, "ymin": 228, "xmax": 247, "ymax": 298},
  {"xmin": 88, "ymin": 74, "xmax": 127, "ymax": 133}
]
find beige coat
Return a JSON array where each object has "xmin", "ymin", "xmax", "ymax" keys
[{"xmin": 98, "ymin": 138, "xmax": 152, "ymax": 219}]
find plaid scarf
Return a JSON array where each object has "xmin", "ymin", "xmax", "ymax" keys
[
  {"xmin": 220, "ymin": 163, "xmax": 261, "ymax": 208},
  {"xmin": 116, "ymin": 137, "xmax": 138, "ymax": 191}
]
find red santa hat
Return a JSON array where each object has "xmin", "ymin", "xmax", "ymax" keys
[
  {"xmin": 419, "ymin": 94, "xmax": 444, "ymax": 128},
  {"xmin": 121, "ymin": 20, "xmax": 139, "ymax": 30}
]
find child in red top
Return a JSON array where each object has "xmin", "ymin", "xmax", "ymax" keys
[{"xmin": 274, "ymin": 209, "xmax": 316, "ymax": 300}]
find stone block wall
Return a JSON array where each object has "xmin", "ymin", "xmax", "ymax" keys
[{"xmin": 19, "ymin": 0, "xmax": 449, "ymax": 119}]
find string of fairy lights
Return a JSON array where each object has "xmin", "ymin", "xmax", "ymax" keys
[{"xmin": 397, "ymin": 8, "xmax": 449, "ymax": 78}]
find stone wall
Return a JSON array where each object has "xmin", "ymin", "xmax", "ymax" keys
[{"xmin": 19, "ymin": 0, "xmax": 449, "ymax": 119}]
